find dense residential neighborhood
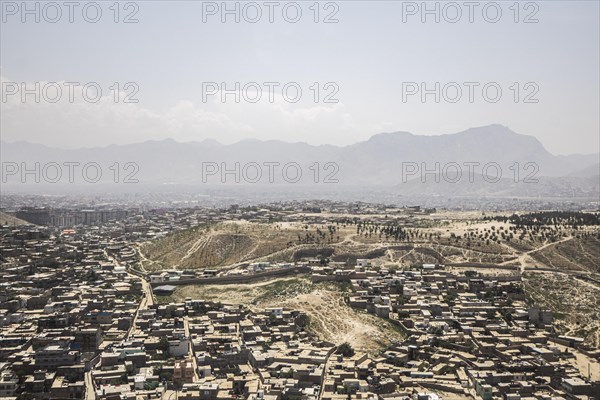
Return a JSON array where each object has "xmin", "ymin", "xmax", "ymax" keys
[{"xmin": 0, "ymin": 204, "xmax": 599, "ymax": 399}]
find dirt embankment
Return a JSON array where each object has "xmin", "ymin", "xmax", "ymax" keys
[{"xmin": 160, "ymin": 277, "xmax": 405, "ymax": 354}]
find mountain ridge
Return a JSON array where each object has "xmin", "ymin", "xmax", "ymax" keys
[
  {"xmin": 3, "ymin": 124, "xmax": 595, "ymax": 157},
  {"xmin": 2, "ymin": 125, "xmax": 598, "ymax": 195}
]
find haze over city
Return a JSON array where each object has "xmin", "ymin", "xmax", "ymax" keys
[{"xmin": 0, "ymin": 2, "xmax": 599, "ymax": 400}]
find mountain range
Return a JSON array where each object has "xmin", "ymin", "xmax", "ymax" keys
[{"xmin": 2, "ymin": 124, "xmax": 598, "ymax": 198}]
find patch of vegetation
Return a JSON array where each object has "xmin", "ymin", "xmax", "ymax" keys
[
  {"xmin": 337, "ymin": 342, "xmax": 355, "ymax": 357},
  {"xmin": 252, "ymin": 278, "xmax": 313, "ymax": 304}
]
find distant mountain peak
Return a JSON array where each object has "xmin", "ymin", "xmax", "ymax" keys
[
  {"xmin": 2, "ymin": 125, "xmax": 598, "ymax": 195},
  {"xmin": 459, "ymin": 124, "xmax": 516, "ymax": 136},
  {"xmin": 366, "ymin": 131, "xmax": 414, "ymax": 145}
]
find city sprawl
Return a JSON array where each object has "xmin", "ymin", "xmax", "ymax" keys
[{"xmin": 0, "ymin": 201, "xmax": 598, "ymax": 400}]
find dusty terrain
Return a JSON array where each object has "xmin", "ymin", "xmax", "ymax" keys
[
  {"xmin": 141, "ymin": 221, "xmax": 344, "ymax": 271},
  {"xmin": 142, "ymin": 212, "xmax": 599, "ymax": 274},
  {"xmin": 145, "ymin": 211, "xmax": 600, "ymax": 349},
  {"xmin": 530, "ymin": 236, "xmax": 600, "ymax": 273},
  {"xmin": 158, "ymin": 277, "xmax": 405, "ymax": 354},
  {"xmin": 0, "ymin": 212, "xmax": 30, "ymax": 226},
  {"xmin": 523, "ymin": 271, "xmax": 600, "ymax": 347}
]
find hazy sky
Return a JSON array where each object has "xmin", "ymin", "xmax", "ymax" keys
[{"xmin": 1, "ymin": 0, "xmax": 598, "ymax": 155}]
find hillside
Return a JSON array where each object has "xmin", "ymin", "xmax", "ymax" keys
[
  {"xmin": 0, "ymin": 212, "xmax": 31, "ymax": 226},
  {"xmin": 140, "ymin": 221, "xmax": 344, "ymax": 271},
  {"xmin": 140, "ymin": 212, "xmax": 600, "ymax": 275}
]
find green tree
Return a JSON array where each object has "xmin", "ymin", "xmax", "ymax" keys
[
  {"xmin": 295, "ymin": 314, "xmax": 310, "ymax": 329},
  {"xmin": 337, "ymin": 342, "xmax": 355, "ymax": 357}
]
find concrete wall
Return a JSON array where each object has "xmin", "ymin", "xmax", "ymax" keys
[
  {"xmin": 446, "ymin": 262, "xmax": 520, "ymax": 270},
  {"xmin": 150, "ymin": 266, "xmax": 311, "ymax": 287}
]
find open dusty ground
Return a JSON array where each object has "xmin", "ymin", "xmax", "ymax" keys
[
  {"xmin": 142, "ymin": 212, "xmax": 599, "ymax": 274},
  {"xmin": 552, "ymin": 342, "xmax": 600, "ymax": 381},
  {"xmin": 145, "ymin": 212, "xmax": 600, "ymax": 350},
  {"xmin": 141, "ymin": 221, "xmax": 346, "ymax": 271},
  {"xmin": 263, "ymin": 286, "xmax": 405, "ymax": 354},
  {"xmin": 530, "ymin": 236, "xmax": 600, "ymax": 273},
  {"xmin": 523, "ymin": 271, "xmax": 600, "ymax": 348},
  {"xmin": 158, "ymin": 276, "xmax": 405, "ymax": 354},
  {"xmin": 0, "ymin": 212, "xmax": 30, "ymax": 226}
]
